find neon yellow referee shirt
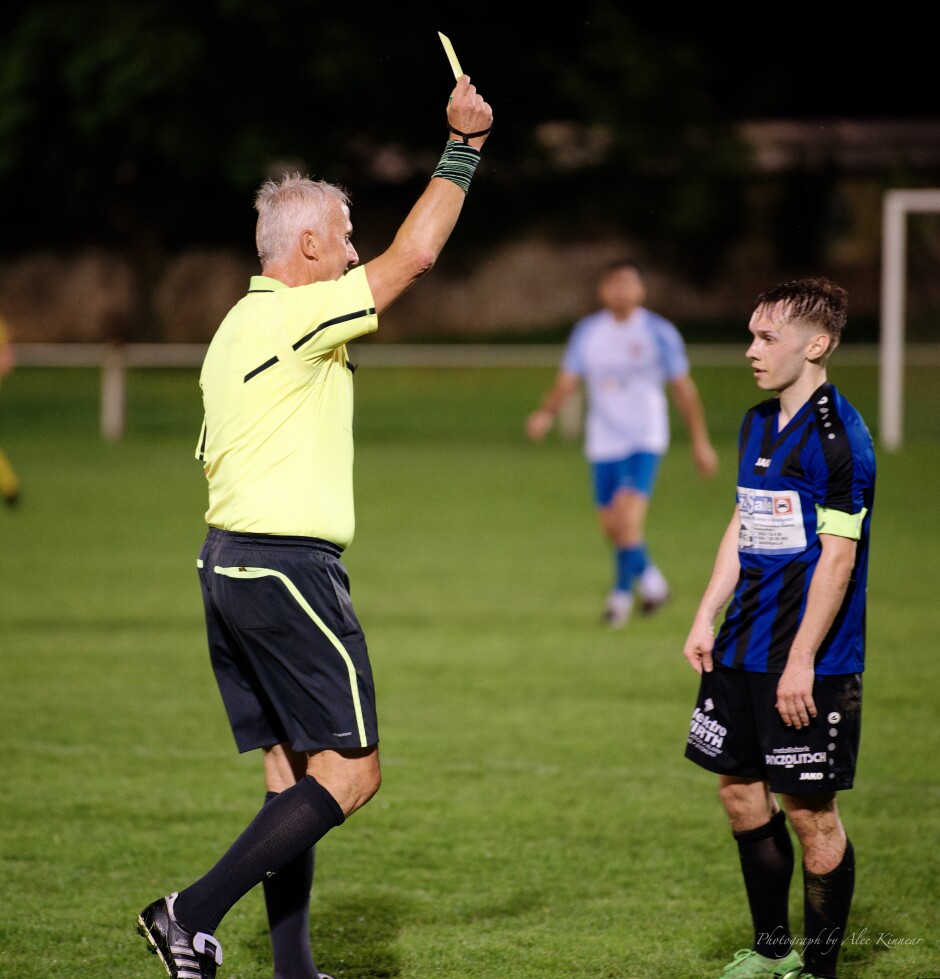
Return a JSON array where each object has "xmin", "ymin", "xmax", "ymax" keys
[{"xmin": 196, "ymin": 266, "xmax": 378, "ymax": 547}]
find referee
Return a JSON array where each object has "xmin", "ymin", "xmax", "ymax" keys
[{"xmin": 137, "ymin": 75, "xmax": 493, "ymax": 979}]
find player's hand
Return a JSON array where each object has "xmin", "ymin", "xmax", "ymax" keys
[
  {"xmin": 775, "ymin": 664, "xmax": 817, "ymax": 729},
  {"xmin": 693, "ymin": 440, "xmax": 719, "ymax": 479},
  {"xmin": 683, "ymin": 620, "xmax": 715, "ymax": 674},
  {"xmin": 447, "ymin": 75, "xmax": 493, "ymax": 150},
  {"xmin": 525, "ymin": 408, "xmax": 553, "ymax": 441}
]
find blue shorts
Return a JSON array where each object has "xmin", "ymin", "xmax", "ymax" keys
[
  {"xmin": 197, "ymin": 528, "xmax": 379, "ymax": 754},
  {"xmin": 591, "ymin": 452, "xmax": 662, "ymax": 507}
]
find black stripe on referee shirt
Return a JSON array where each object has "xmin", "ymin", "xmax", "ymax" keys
[
  {"xmin": 197, "ymin": 420, "xmax": 208, "ymax": 461},
  {"xmin": 244, "ymin": 355, "xmax": 279, "ymax": 382},
  {"xmin": 243, "ymin": 306, "xmax": 375, "ymax": 383},
  {"xmin": 291, "ymin": 307, "xmax": 376, "ymax": 352}
]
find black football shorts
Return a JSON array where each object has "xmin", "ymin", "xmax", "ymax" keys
[
  {"xmin": 685, "ymin": 663, "xmax": 861, "ymax": 793},
  {"xmin": 197, "ymin": 528, "xmax": 379, "ymax": 754}
]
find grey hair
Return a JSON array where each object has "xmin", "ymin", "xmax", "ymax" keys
[{"xmin": 254, "ymin": 173, "xmax": 351, "ymax": 268}]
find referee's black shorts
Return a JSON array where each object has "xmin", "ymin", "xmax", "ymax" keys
[
  {"xmin": 197, "ymin": 528, "xmax": 379, "ymax": 754},
  {"xmin": 685, "ymin": 663, "xmax": 861, "ymax": 794}
]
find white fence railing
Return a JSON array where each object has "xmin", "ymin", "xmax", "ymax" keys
[{"xmin": 10, "ymin": 341, "xmax": 916, "ymax": 443}]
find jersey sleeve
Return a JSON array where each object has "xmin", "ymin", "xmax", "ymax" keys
[
  {"xmin": 810, "ymin": 395, "xmax": 874, "ymax": 537},
  {"xmin": 561, "ymin": 319, "xmax": 589, "ymax": 376},
  {"xmin": 652, "ymin": 316, "xmax": 690, "ymax": 380},
  {"xmin": 277, "ymin": 266, "xmax": 378, "ymax": 364},
  {"xmin": 814, "ymin": 505, "xmax": 868, "ymax": 540}
]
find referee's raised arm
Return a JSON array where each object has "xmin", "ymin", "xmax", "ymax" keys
[{"xmin": 364, "ymin": 73, "xmax": 492, "ymax": 314}]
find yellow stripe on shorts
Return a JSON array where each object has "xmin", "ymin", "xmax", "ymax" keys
[{"xmin": 212, "ymin": 564, "xmax": 367, "ymax": 746}]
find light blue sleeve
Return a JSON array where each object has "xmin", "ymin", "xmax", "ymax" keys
[
  {"xmin": 561, "ymin": 318, "xmax": 590, "ymax": 376},
  {"xmin": 651, "ymin": 314, "xmax": 690, "ymax": 380}
]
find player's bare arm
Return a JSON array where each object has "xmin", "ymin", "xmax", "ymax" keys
[
  {"xmin": 683, "ymin": 508, "xmax": 741, "ymax": 673},
  {"xmin": 364, "ymin": 75, "xmax": 492, "ymax": 314},
  {"xmin": 668, "ymin": 374, "xmax": 719, "ymax": 478},
  {"xmin": 526, "ymin": 371, "xmax": 580, "ymax": 440},
  {"xmin": 775, "ymin": 532, "xmax": 857, "ymax": 729}
]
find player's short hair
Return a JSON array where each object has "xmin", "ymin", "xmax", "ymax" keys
[
  {"xmin": 254, "ymin": 173, "xmax": 351, "ymax": 267},
  {"xmin": 753, "ymin": 276, "xmax": 848, "ymax": 348}
]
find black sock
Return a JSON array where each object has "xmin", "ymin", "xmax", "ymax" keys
[
  {"xmin": 802, "ymin": 838, "xmax": 855, "ymax": 979},
  {"xmin": 262, "ymin": 791, "xmax": 321, "ymax": 979},
  {"xmin": 174, "ymin": 775, "xmax": 344, "ymax": 935},
  {"xmin": 734, "ymin": 810, "xmax": 795, "ymax": 959}
]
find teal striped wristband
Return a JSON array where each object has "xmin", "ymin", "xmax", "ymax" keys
[{"xmin": 432, "ymin": 140, "xmax": 481, "ymax": 193}]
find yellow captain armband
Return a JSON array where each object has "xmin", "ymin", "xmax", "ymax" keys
[{"xmin": 815, "ymin": 505, "xmax": 868, "ymax": 540}]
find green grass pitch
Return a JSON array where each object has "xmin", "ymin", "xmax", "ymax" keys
[{"xmin": 0, "ymin": 360, "xmax": 937, "ymax": 978}]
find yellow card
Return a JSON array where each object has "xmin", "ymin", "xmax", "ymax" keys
[{"xmin": 438, "ymin": 31, "xmax": 463, "ymax": 79}]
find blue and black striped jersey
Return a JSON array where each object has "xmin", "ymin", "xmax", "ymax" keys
[{"xmin": 714, "ymin": 383, "xmax": 875, "ymax": 675}]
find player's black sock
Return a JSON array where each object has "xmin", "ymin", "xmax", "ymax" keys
[
  {"xmin": 174, "ymin": 775, "xmax": 344, "ymax": 935},
  {"xmin": 733, "ymin": 810, "xmax": 795, "ymax": 959},
  {"xmin": 261, "ymin": 791, "xmax": 321, "ymax": 979},
  {"xmin": 802, "ymin": 838, "xmax": 855, "ymax": 979}
]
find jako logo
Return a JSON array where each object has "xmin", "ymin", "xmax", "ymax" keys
[{"xmin": 799, "ymin": 772, "xmax": 824, "ymax": 780}]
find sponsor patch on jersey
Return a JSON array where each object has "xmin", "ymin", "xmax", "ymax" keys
[{"xmin": 737, "ymin": 486, "xmax": 807, "ymax": 555}]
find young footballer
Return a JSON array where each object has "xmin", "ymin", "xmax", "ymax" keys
[
  {"xmin": 683, "ymin": 278, "xmax": 875, "ymax": 979},
  {"xmin": 526, "ymin": 260, "xmax": 718, "ymax": 628},
  {"xmin": 136, "ymin": 74, "xmax": 492, "ymax": 979}
]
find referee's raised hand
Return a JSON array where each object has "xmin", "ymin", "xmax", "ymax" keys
[
  {"xmin": 365, "ymin": 74, "xmax": 493, "ymax": 314},
  {"xmin": 447, "ymin": 75, "xmax": 493, "ymax": 150}
]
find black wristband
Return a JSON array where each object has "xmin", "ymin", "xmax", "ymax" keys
[{"xmin": 448, "ymin": 126, "xmax": 492, "ymax": 145}]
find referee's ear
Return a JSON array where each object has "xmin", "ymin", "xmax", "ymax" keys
[{"xmin": 300, "ymin": 230, "xmax": 319, "ymax": 261}]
